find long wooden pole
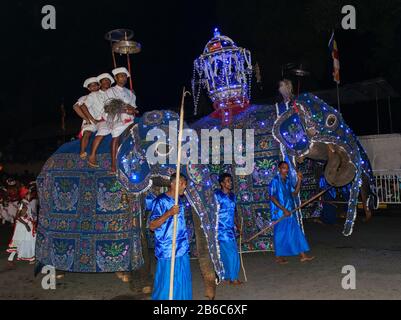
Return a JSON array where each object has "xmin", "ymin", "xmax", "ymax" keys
[
  {"xmin": 244, "ymin": 187, "xmax": 333, "ymax": 243},
  {"xmin": 169, "ymin": 87, "xmax": 186, "ymax": 300}
]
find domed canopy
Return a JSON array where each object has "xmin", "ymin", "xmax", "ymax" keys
[{"xmin": 203, "ymin": 28, "xmax": 238, "ymax": 55}]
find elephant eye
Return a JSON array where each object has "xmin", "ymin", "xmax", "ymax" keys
[{"xmin": 325, "ymin": 114, "xmax": 338, "ymax": 129}]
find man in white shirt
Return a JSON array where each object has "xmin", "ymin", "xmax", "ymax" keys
[
  {"xmin": 73, "ymin": 77, "xmax": 99, "ymax": 159},
  {"xmin": 88, "ymin": 67, "xmax": 138, "ymax": 174}
]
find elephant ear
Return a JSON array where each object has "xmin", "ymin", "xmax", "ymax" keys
[
  {"xmin": 116, "ymin": 124, "xmax": 153, "ymax": 194},
  {"xmin": 116, "ymin": 110, "xmax": 180, "ymax": 194},
  {"xmin": 272, "ymin": 105, "xmax": 310, "ymax": 157},
  {"xmin": 183, "ymin": 163, "xmax": 225, "ymax": 282}
]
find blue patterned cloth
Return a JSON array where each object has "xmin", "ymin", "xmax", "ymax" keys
[
  {"xmin": 150, "ymin": 193, "xmax": 191, "ymax": 300},
  {"xmin": 215, "ymin": 189, "xmax": 240, "ymax": 281},
  {"xmin": 269, "ymin": 174, "xmax": 310, "ymax": 257}
]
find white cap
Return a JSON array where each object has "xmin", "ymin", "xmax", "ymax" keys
[
  {"xmin": 112, "ymin": 67, "xmax": 130, "ymax": 77},
  {"xmin": 83, "ymin": 77, "xmax": 99, "ymax": 88},
  {"xmin": 97, "ymin": 73, "xmax": 115, "ymax": 84}
]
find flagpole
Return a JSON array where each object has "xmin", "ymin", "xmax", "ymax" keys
[{"xmin": 336, "ymin": 82, "xmax": 341, "ymax": 113}]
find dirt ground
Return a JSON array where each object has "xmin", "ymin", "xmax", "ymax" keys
[{"xmin": 1, "ymin": 210, "xmax": 401, "ymax": 300}]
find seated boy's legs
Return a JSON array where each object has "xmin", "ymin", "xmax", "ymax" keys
[
  {"xmin": 88, "ymin": 121, "xmax": 110, "ymax": 167},
  {"xmin": 80, "ymin": 122, "xmax": 96, "ymax": 159},
  {"xmin": 110, "ymin": 121, "xmax": 132, "ymax": 173}
]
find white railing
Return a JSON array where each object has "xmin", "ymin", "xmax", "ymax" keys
[{"xmin": 374, "ymin": 170, "xmax": 401, "ymax": 204}]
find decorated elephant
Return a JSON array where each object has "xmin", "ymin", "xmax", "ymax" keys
[
  {"xmin": 36, "ymin": 109, "xmax": 225, "ymax": 299},
  {"xmin": 272, "ymin": 93, "xmax": 377, "ymax": 235},
  {"xmin": 191, "ymin": 93, "xmax": 377, "ymax": 247}
]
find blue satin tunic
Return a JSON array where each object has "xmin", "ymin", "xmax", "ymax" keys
[
  {"xmin": 150, "ymin": 193, "xmax": 189, "ymax": 259},
  {"xmin": 269, "ymin": 173, "xmax": 296, "ymax": 221},
  {"xmin": 214, "ymin": 189, "xmax": 237, "ymax": 241}
]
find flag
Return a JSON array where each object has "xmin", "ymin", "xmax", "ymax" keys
[{"xmin": 328, "ymin": 31, "xmax": 340, "ymax": 84}]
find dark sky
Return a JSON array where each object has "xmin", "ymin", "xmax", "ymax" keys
[{"xmin": 1, "ymin": 0, "xmax": 400, "ymax": 147}]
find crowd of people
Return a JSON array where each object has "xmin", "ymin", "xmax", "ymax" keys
[{"xmin": 0, "ymin": 173, "xmax": 38, "ymax": 266}]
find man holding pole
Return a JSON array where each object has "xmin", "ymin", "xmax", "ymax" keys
[
  {"xmin": 149, "ymin": 173, "xmax": 192, "ymax": 300},
  {"xmin": 270, "ymin": 161, "xmax": 315, "ymax": 265}
]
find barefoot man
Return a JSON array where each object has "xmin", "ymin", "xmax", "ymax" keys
[
  {"xmin": 215, "ymin": 173, "xmax": 242, "ymax": 285},
  {"xmin": 149, "ymin": 173, "xmax": 192, "ymax": 300},
  {"xmin": 269, "ymin": 161, "xmax": 315, "ymax": 264}
]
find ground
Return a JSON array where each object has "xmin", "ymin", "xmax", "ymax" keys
[{"xmin": 1, "ymin": 210, "xmax": 400, "ymax": 300}]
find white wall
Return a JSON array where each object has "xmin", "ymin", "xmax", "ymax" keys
[{"xmin": 358, "ymin": 134, "xmax": 401, "ymax": 173}]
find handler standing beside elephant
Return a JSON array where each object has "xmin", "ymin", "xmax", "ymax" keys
[
  {"xmin": 215, "ymin": 173, "xmax": 242, "ymax": 285},
  {"xmin": 269, "ymin": 161, "xmax": 315, "ymax": 265},
  {"xmin": 149, "ymin": 173, "xmax": 192, "ymax": 300}
]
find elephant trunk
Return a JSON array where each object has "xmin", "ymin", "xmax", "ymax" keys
[
  {"xmin": 192, "ymin": 208, "xmax": 216, "ymax": 300},
  {"xmin": 324, "ymin": 144, "xmax": 356, "ymax": 187}
]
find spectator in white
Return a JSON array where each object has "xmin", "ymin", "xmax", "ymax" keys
[
  {"xmin": 88, "ymin": 67, "xmax": 139, "ymax": 174},
  {"xmin": 73, "ymin": 77, "xmax": 100, "ymax": 159}
]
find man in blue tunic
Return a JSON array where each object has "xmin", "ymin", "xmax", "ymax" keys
[
  {"xmin": 215, "ymin": 173, "xmax": 242, "ymax": 285},
  {"xmin": 269, "ymin": 161, "xmax": 315, "ymax": 265},
  {"xmin": 149, "ymin": 173, "xmax": 192, "ymax": 300}
]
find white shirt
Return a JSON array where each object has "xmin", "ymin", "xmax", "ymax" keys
[
  {"xmin": 84, "ymin": 89, "xmax": 108, "ymax": 120},
  {"xmin": 75, "ymin": 95, "xmax": 87, "ymax": 106},
  {"xmin": 105, "ymin": 85, "xmax": 137, "ymax": 108}
]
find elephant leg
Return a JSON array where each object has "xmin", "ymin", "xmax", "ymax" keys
[
  {"xmin": 360, "ymin": 176, "xmax": 373, "ymax": 223},
  {"xmin": 192, "ymin": 209, "xmax": 216, "ymax": 300},
  {"xmin": 130, "ymin": 217, "xmax": 153, "ymax": 296}
]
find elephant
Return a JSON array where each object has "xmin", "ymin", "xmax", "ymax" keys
[
  {"xmin": 191, "ymin": 93, "xmax": 377, "ymax": 247},
  {"xmin": 272, "ymin": 93, "xmax": 378, "ymax": 236},
  {"xmin": 35, "ymin": 109, "xmax": 224, "ymax": 300}
]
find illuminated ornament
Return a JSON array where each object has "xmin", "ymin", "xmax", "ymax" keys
[{"xmin": 192, "ymin": 28, "xmax": 252, "ymax": 125}]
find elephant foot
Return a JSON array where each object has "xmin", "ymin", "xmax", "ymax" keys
[
  {"xmin": 204, "ymin": 280, "xmax": 216, "ymax": 300},
  {"xmin": 116, "ymin": 272, "xmax": 131, "ymax": 282},
  {"xmin": 363, "ymin": 210, "xmax": 372, "ymax": 223}
]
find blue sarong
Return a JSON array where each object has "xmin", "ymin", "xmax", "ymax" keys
[
  {"xmin": 152, "ymin": 253, "xmax": 192, "ymax": 300},
  {"xmin": 219, "ymin": 239, "xmax": 240, "ymax": 281}
]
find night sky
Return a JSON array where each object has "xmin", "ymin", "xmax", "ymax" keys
[{"xmin": 1, "ymin": 0, "xmax": 400, "ymax": 150}]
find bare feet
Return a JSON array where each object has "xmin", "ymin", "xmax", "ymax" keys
[
  {"xmin": 56, "ymin": 271, "xmax": 65, "ymax": 279},
  {"xmin": 275, "ymin": 257, "xmax": 289, "ymax": 265},
  {"xmin": 230, "ymin": 280, "xmax": 243, "ymax": 286},
  {"xmin": 116, "ymin": 272, "xmax": 124, "ymax": 279},
  {"xmin": 300, "ymin": 254, "xmax": 315, "ymax": 263},
  {"xmin": 142, "ymin": 286, "xmax": 152, "ymax": 294},
  {"xmin": 80, "ymin": 152, "xmax": 87, "ymax": 160},
  {"xmin": 87, "ymin": 156, "xmax": 99, "ymax": 168}
]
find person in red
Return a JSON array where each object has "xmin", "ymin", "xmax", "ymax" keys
[{"xmin": 7, "ymin": 187, "xmax": 36, "ymax": 267}]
